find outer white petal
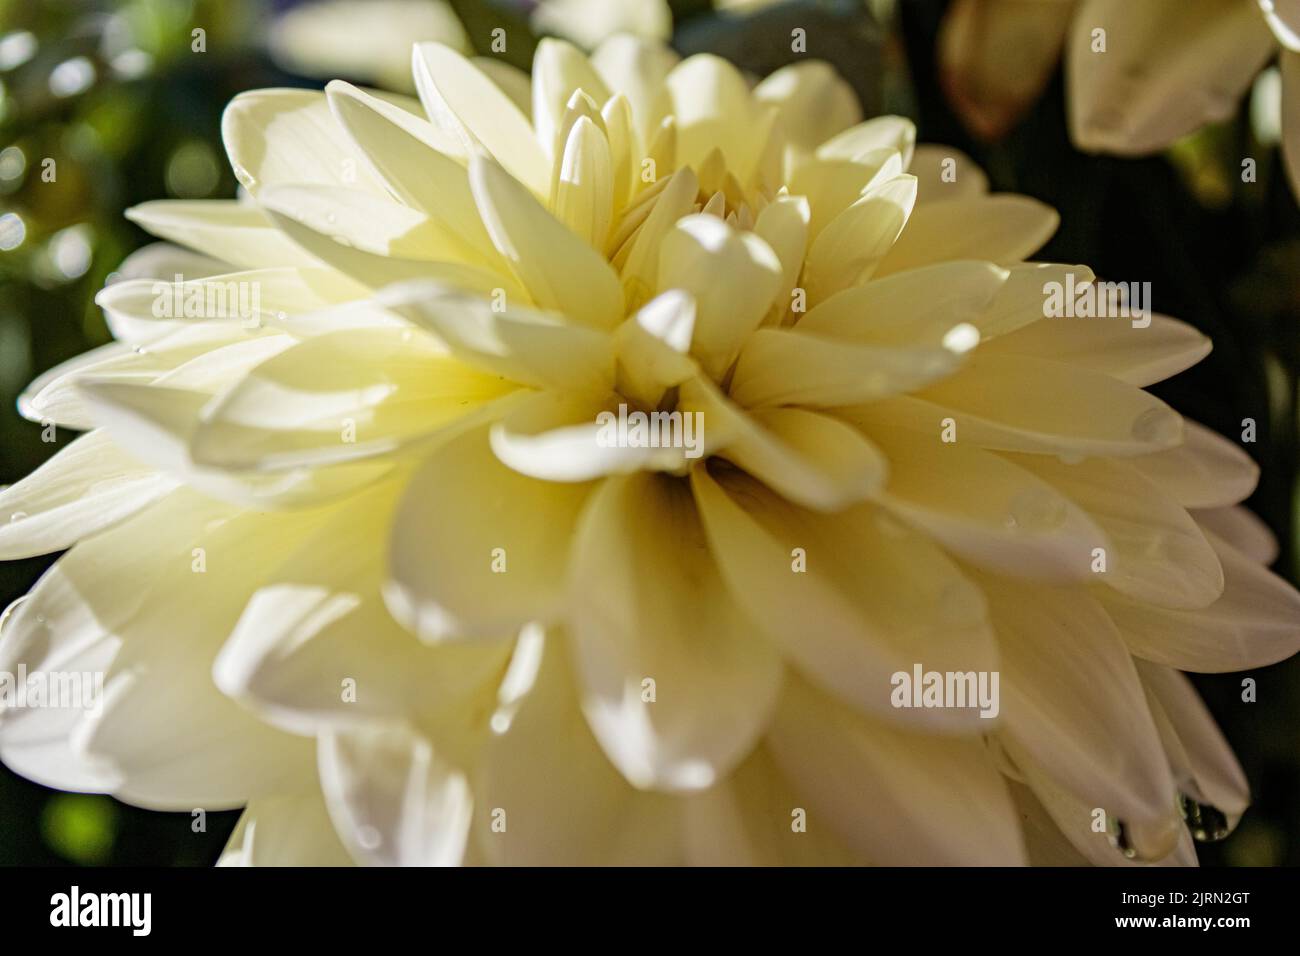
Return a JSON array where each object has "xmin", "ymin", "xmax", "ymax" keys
[
  {"xmin": 386, "ymin": 423, "xmax": 592, "ymax": 642},
  {"xmin": 1103, "ymin": 529, "xmax": 1300, "ymax": 672},
  {"xmin": 1066, "ymin": 0, "xmax": 1274, "ymax": 155},
  {"xmin": 1137, "ymin": 660, "xmax": 1249, "ymax": 828},
  {"xmin": 474, "ymin": 630, "xmax": 684, "ymax": 865},
  {"xmin": 318, "ymin": 723, "xmax": 473, "ymax": 866},
  {"xmin": 978, "ymin": 572, "xmax": 1179, "ymax": 831},
  {"xmin": 692, "ymin": 466, "xmax": 998, "ymax": 731},
  {"xmin": 566, "ymin": 472, "xmax": 784, "ymax": 793},
  {"xmin": 1130, "ymin": 420, "xmax": 1259, "ymax": 509},
  {"xmin": 220, "ymin": 88, "xmax": 386, "ymax": 195},
  {"xmin": 412, "ymin": 42, "xmax": 551, "ymax": 197},
  {"xmin": 218, "ymin": 791, "xmax": 354, "ymax": 866},
  {"xmin": 767, "ymin": 676, "xmax": 1026, "ymax": 865},
  {"xmin": 0, "ymin": 430, "xmax": 178, "ymax": 560}
]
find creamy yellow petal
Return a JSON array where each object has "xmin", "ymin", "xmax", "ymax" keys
[
  {"xmin": 657, "ymin": 214, "xmax": 782, "ymax": 377},
  {"xmin": 614, "ymin": 166, "xmax": 698, "ymax": 311},
  {"xmin": 804, "ymin": 173, "xmax": 917, "ymax": 301},
  {"xmin": 590, "ymin": 34, "xmax": 677, "ymax": 147},
  {"xmin": 1130, "ymin": 420, "xmax": 1259, "ymax": 509},
  {"xmin": 95, "ymin": 267, "xmax": 369, "ymax": 345},
  {"xmin": 767, "ymin": 675, "xmax": 1026, "ymax": 865},
  {"xmin": 980, "ymin": 313, "xmax": 1211, "ymax": 386},
  {"xmin": 489, "ymin": 389, "xmax": 689, "ymax": 481},
  {"xmin": 841, "ymin": 419, "xmax": 1109, "ymax": 580},
  {"xmin": 550, "ymin": 115, "xmax": 615, "ymax": 248},
  {"xmin": 817, "ymin": 114, "xmax": 917, "ymax": 168},
  {"xmin": 412, "ymin": 42, "xmax": 551, "ymax": 197},
  {"xmin": 125, "ymin": 200, "xmax": 319, "ymax": 271},
  {"xmin": 683, "ymin": 746, "xmax": 866, "ymax": 865},
  {"xmin": 798, "ymin": 259, "xmax": 1006, "ymax": 346},
  {"xmin": 0, "ymin": 430, "xmax": 177, "ymax": 560},
  {"xmin": 612, "ymin": 290, "xmax": 699, "ymax": 407},
  {"xmin": 877, "ymin": 195, "xmax": 1058, "ymax": 275},
  {"xmin": 189, "ymin": 327, "xmax": 513, "ymax": 472},
  {"xmin": 682, "ymin": 377, "xmax": 886, "ymax": 511},
  {"xmin": 939, "ymin": 0, "xmax": 1073, "ymax": 140},
  {"xmin": 1066, "ymin": 0, "xmax": 1273, "ymax": 155},
  {"xmin": 219, "ymin": 791, "xmax": 354, "ymax": 866},
  {"xmin": 910, "ymin": 144, "xmax": 990, "ymax": 204},
  {"xmin": 1103, "ymin": 529, "xmax": 1300, "ymax": 672},
  {"xmin": 730, "ymin": 326, "xmax": 963, "ymax": 408},
  {"xmin": 753, "ymin": 195, "xmax": 809, "ymax": 324},
  {"xmin": 532, "ymin": 37, "xmax": 611, "ymax": 164},
  {"xmin": 567, "ymin": 472, "xmax": 783, "ymax": 792},
  {"xmin": 215, "ymin": 479, "xmax": 512, "ymax": 733},
  {"xmin": 385, "ymin": 424, "xmax": 591, "ymax": 642},
  {"xmin": 318, "ymin": 724, "xmax": 473, "ymax": 866},
  {"xmin": 474, "ymin": 629, "xmax": 683, "ymax": 865},
  {"xmin": 1011, "ymin": 454, "xmax": 1223, "ymax": 610},
  {"xmin": 692, "ymin": 466, "xmax": 998, "ymax": 731},
  {"xmin": 665, "ymin": 53, "xmax": 766, "ymax": 182},
  {"xmin": 31, "ymin": 495, "xmax": 323, "ymax": 810},
  {"xmin": 221, "ymin": 88, "xmax": 386, "ymax": 195},
  {"xmin": 908, "ymin": 353, "xmax": 1184, "ymax": 456},
  {"xmin": 978, "ymin": 572, "xmax": 1178, "ymax": 829},
  {"xmin": 1191, "ymin": 505, "xmax": 1277, "ymax": 563},
  {"xmin": 1137, "ymin": 660, "xmax": 1249, "ymax": 825},
  {"xmin": 788, "ymin": 150, "xmax": 903, "ymax": 241},
  {"xmin": 753, "ymin": 60, "xmax": 861, "ymax": 170},
  {"xmin": 378, "ymin": 281, "xmax": 614, "ymax": 394},
  {"xmin": 470, "ymin": 156, "xmax": 624, "ymax": 329}
]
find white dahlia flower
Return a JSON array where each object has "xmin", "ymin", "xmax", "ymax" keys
[
  {"xmin": 1, "ymin": 34, "xmax": 1297, "ymax": 866},
  {"xmin": 941, "ymin": 0, "xmax": 1300, "ymax": 193}
]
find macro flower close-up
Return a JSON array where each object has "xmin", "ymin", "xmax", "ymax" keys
[{"xmin": 2, "ymin": 1, "xmax": 1300, "ymax": 891}]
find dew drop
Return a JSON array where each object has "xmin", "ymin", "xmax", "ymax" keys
[
  {"xmin": 0, "ymin": 595, "xmax": 28, "ymax": 638},
  {"xmin": 1003, "ymin": 488, "xmax": 1067, "ymax": 531},
  {"xmin": 1107, "ymin": 813, "xmax": 1182, "ymax": 862},
  {"xmin": 9, "ymin": 511, "xmax": 27, "ymax": 523},
  {"xmin": 1131, "ymin": 407, "xmax": 1180, "ymax": 445},
  {"xmin": 356, "ymin": 825, "xmax": 383, "ymax": 850},
  {"xmin": 1178, "ymin": 793, "xmax": 1233, "ymax": 842}
]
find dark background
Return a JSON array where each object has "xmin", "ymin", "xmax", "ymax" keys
[{"xmin": 1, "ymin": 0, "xmax": 1297, "ymax": 866}]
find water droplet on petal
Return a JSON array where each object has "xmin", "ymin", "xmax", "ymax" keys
[
  {"xmin": 0, "ymin": 595, "xmax": 28, "ymax": 637},
  {"xmin": 1131, "ymin": 407, "xmax": 1181, "ymax": 445},
  {"xmin": 1004, "ymin": 488, "xmax": 1067, "ymax": 531},
  {"xmin": 1108, "ymin": 813, "xmax": 1182, "ymax": 862},
  {"xmin": 9, "ymin": 511, "xmax": 27, "ymax": 523},
  {"xmin": 1178, "ymin": 793, "xmax": 1234, "ymax": 842},
  {"xmin": 356, "ymin": 825, "xmax": 382, "ymax": 850}
]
